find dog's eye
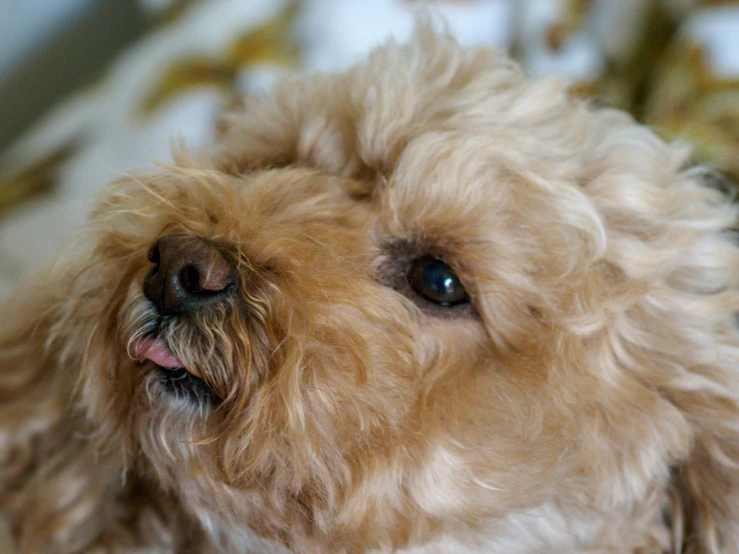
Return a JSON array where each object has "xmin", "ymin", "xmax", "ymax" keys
[{"xmin": 408, "ymin": 257, "xmax": 469, "ymax": 306}]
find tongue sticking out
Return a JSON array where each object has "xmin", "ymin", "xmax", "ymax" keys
[{"xmin": 136, "ymin": 338, "xmax": 184, "ymax": 369}]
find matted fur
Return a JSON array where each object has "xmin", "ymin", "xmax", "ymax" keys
[{"xmin": 1, "ymin": 26, "xmax": 739, "ymax": 553}]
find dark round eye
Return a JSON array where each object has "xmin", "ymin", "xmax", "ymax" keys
[{"xmin": 408, "ymin": 257, "xmax": 469, "ymax": 306}]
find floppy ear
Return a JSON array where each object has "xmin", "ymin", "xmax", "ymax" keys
[
  {"xmin": 0, "ymin": 274, "xmax": 153, "ymax": 552},
  {"xmin": 0, "ymin": 284, "xmax": 62, "ymax": 468},
  {"xmin": 0, "ymin": 280, "xmax": 108, "ymax": 552},
  {"xmin": 628, "ymin": 169, "xmax": 739, "ymax": 552},
  {"xmin": 578, "ymin": 117, "xmax": 739, "ymax": 551},
  {"xmin": 652, "ymin": 165, "xmax": 739, "ymax": 552}
]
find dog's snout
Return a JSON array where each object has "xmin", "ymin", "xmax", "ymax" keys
[{"xmin": 143, "ymin": 234, "xmax": 234, "ymax": 315}]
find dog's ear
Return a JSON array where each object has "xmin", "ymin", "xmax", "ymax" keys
[
  {"xmin": 640, "ymin": 175, "xmax": 739, "ymax": 553},
  {"xmin": 0, "ymin": 278, "xmax": 128, "ymax": 552},
  {"xmin": 567, "ymin": 102, "xmax": 739, "ymax": 550},
  {"xmin": 582, "ymin": 137, "xmax": 739, "ymax": 550},
  {"xmin": 0, "ymin": 282, "xmax": 83, "ymax": 550},
  {"xmin": 0, "ymin": 283, "xmax": 64, "ymax": 476}
]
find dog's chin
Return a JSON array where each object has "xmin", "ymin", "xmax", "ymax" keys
[{"xmin": 154, "ymin": 364, "xmax": 217, "ymax": 404}]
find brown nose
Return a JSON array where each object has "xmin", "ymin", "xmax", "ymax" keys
[{"xmin": 143, "ymin": 234, "xmax": 234, "ymax": 315}]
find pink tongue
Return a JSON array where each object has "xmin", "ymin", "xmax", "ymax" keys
[{"xmin": 136, "ymin": 338, "xmax": 183, "ymax": 369}]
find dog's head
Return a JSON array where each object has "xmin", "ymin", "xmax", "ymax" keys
[{"xmin": 54, "ymin": 28, "xmax": 739, "ymax": 552}]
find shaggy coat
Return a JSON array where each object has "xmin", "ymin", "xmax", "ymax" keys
[{"xmin": 1, "ymin": 28, "xmax": 739, "ymax": 553}]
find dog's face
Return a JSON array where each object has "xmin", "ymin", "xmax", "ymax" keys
[{"xmin": 60, "ymin": 31, "xmax": 736, "ymax": 552}]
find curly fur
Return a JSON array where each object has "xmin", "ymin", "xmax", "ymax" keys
[{"xmin": 1, "ymin": 26, "xmax": 739, "ymax": 553}]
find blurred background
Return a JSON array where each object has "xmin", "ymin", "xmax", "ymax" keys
[{"xmin": 0, "ymin": 0, "xmax": 736, "ymax": 550}]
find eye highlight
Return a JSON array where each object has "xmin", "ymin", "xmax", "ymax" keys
[{"xmin": 408, "ymin": 257, "xmax": 469, "ymax": 307}]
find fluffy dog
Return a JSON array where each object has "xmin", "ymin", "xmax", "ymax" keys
[{"xmin": 1, "ymin": 27, "xmax": 739, "ymax": 554}]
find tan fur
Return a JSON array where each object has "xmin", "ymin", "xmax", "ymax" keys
[{"xmin": 2, "ymin": 27, "xmax": 739, "ymax": 553}]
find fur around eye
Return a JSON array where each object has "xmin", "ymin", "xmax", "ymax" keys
[{"xmin": 407, "ymin": 256, "xmax": 469, "ymax": 307}]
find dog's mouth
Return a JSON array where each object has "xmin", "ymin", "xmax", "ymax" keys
[
  {"xmin": 136, "ymin": 337, "xmax": 217, "ymax": 403},
  {"xmin": 136, "ymin": 337, "xmax": 184, "ymax": 368}
]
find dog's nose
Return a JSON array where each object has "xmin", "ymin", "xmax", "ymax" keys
[{"xmin": 143, "ymin": 234, "xmax": 234, "ymax": 315}]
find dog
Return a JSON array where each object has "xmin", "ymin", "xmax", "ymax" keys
[{"xmin": 1, "ymin": 26, "xmax": 739, "ymax": 554}]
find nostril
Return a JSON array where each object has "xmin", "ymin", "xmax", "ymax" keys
[
  {"xmin": 147, "ymin": 240, "xmax": 161, "ymax": 265},
  {"xmin": 179, "ymin": 265, "xmax": 202, "ymax": 294}
]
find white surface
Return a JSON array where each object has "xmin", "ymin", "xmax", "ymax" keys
[{"xmin": 685, "ymin": 5, "xmax": 739, "ymax": 78}]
